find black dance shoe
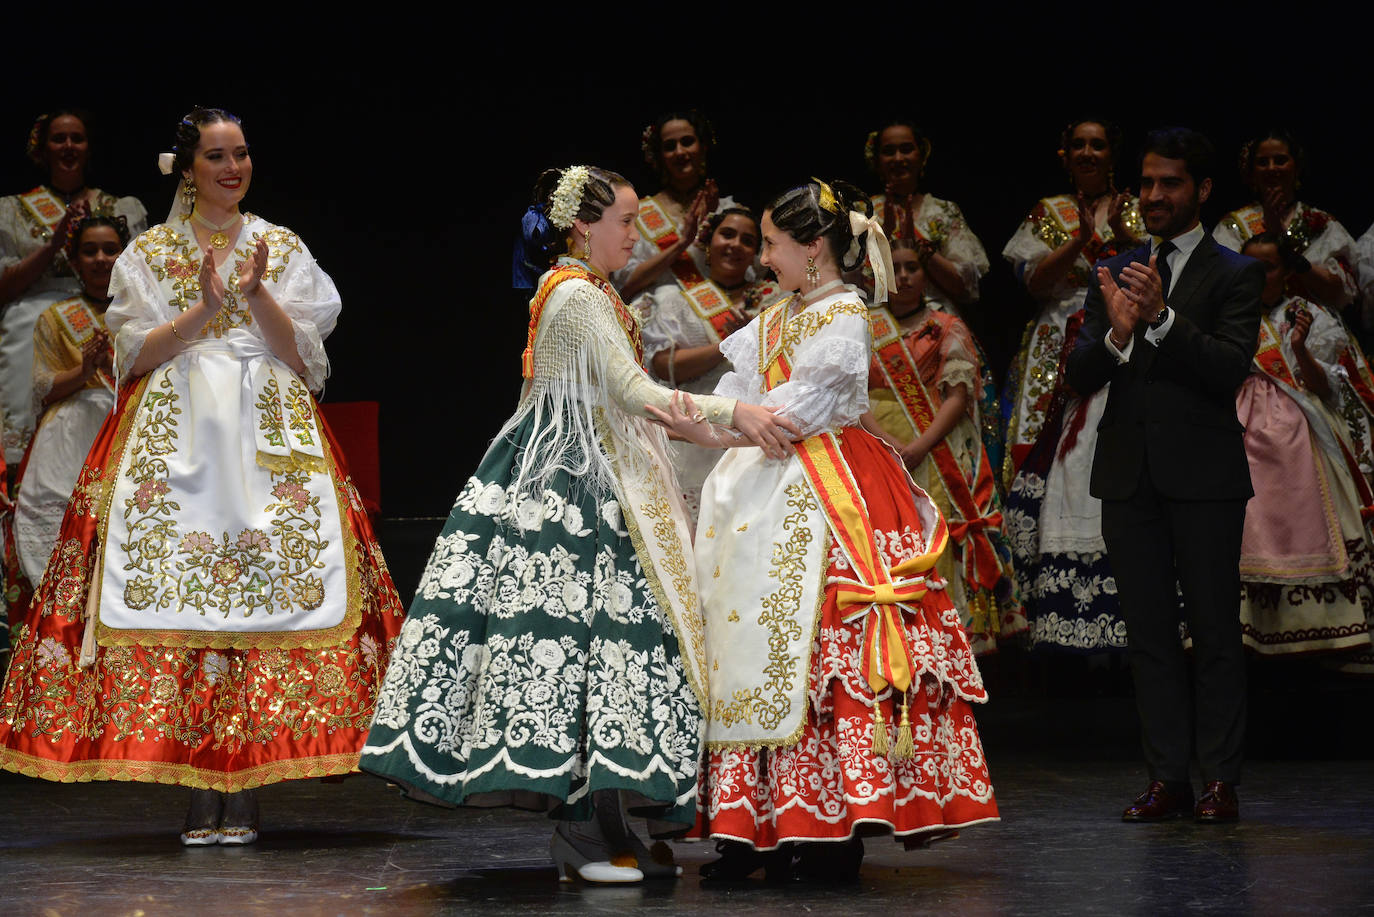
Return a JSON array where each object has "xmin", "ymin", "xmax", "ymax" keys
[{"xmin": 699, "ymin": 840, "xmax": 795, "ymax": 882}]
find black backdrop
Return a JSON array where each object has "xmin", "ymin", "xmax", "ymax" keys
[{"xmin": 4, "ymin": 26, "xmax": 1368, "ymax": 561}]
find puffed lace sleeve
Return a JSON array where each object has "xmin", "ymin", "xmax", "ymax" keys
[
  {"xmin": 714, "ymin": 315, "xmax": 765, "ymax": 403},
  {"xmin": 641, "ymin": 285, "xmax": 687, "ymax": 369},
  {"xmin": 1292, "ymin": 302, "xmax": 1349, "ymax": 400},
  {"xmin": 758, "ymin": 300, "xmax": 872, "ymax": 437},
  {"xmin": 106, "ymin": 240, "xmax": 165, "ymax": 384},
  {"xmin": 937, "ymin": 317, "xmax": 980, "ymax": 398},
  {"xmin": 1002, "ymin": 204, "xmax": 1052, "ymax": 286},
  {"xmin": 114, "ymin": 195, "xmax": 149, "ymax": 237},
  {"xmin": 272, "ymin": 234, "xmax": 340, "ymax": 392},
  {"xmin": 30, "ymin": 308, "xmax": 64, "ymax": 420},
  {"xmin": 0, "ymin": 197, "xmax": 22, "ymax": 272},
  {"xmin": 1302, "ymin": 214, "xmax": 1358, "ymax": 308},
  {"xmin": 935, "ymin": 199, "xmax": 990, "ymax": 302}
]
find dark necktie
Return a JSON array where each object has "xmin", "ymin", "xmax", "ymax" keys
[{"xmin": 1156, "ymin": 240, "xmax": 1177, "ymax": 301}]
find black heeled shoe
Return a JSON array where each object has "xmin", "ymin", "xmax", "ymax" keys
[
  {"xmin": 794, "ymin": 837, "xmax": 864, "ymax": 883},
  {"xmin": 699, "ymin": 840, "xmax": 795, "ymax": 882}
]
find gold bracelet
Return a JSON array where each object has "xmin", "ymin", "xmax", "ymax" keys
[{"xmin": 171, "ymin": 318, "xmax": 191, "ymax": 344}]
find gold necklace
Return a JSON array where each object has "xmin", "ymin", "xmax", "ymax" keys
[{"xmin": 191, "ymin": 208, "xmax": 242, "ymax": 250}]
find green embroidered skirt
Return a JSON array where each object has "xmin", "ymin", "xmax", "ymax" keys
[{"xmin": 360, "ymin": 413, "xmax": 702, "ymax": 823}]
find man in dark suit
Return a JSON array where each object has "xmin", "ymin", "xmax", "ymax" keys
[{"xmin": 1067, "ymin": 127, "xmax": 1263, "ymax": 823}]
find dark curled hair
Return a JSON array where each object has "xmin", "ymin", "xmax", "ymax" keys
[
  {"xmin": 27, "ymin": 107, "xmax": 95, "ymax": 168},
  {"xmin": 1059, "ymin": 117, "xmax": 1123, "ymax": 163},
  {"xmin": 1140, "ymin": 127, "xmax": 1215, "ymax": 183},
  {"xmin": 698, "ymin": 205, "xmax": 759, "ymax": 248},
  {"xmin": 172, "ymin": 107, "xmax": 242, "ymax": 173},
  {"xmin": 1238, "ymin": 128, "xmax": 1306, "ymax": 185},
  {"xmin": 520, "ymin": 166, "xmax": 631, "ymax": 271},
  {"xmin": 641, "ymin": 110, "xmax": 715, "ymax": 173},
  {"xmin": 65, "ymin": 213, "xmax": 131, "ymax": 260},
  {"xmin": 766, "ymin": 179, "xmax": 872, "ymax": 271},
  {"xmin": 1240, "ymin": 230, "xmax": 1307, "ymax": 273}
]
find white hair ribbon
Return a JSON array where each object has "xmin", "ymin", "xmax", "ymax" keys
[
  {"xmin": 157, "ymin": 152, "xmax": 175, "ymax": 175},
  {"xmin": 850, "ymin": 210, "xmax": 897, "ymax": 303}
]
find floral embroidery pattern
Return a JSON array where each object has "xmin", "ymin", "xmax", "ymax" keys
[
  {"xmin": 256, "ymin": 377, "xmax": 287, "ymax": 449},
  {"xmin": 2, "ymin": 618, "xmax": 388, "ymax": 750},
  {"xmin": 702, "ymin": 581, "xmax": 995, "ymax": 844},
  {"xmin": 710, "ymin": 483, "xmax": 817, "ymax": 732},
  {"xmin": 286, "ymin": 378, "xmax": 316, "ymax": 447},
  {"xmin": 366, "ymin": 454, "xmax": 701, "ymax": 801},
  {"xmin": 1005, "ymin": 470, "xmax": 1127, "ymax": 651},
  {"xmin": 118, "ymin": 374, "xmax": 330, "ymax": 619}
]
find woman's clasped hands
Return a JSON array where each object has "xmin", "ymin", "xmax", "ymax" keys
[{"xmin": 647, "ymin": 390, "xmax": 800, "ymax": 460}]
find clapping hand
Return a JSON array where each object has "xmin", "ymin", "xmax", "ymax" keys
[
  {"xmin": 1261, "ymin": 186, "xmax": 1289, "ymax": 232},
  {"xmin": 237, "ymin": 237, "xmax": 269, "ymax": 296},
  {"xmin": 51, "ymin": 199, "xmax": 90, "ymax": 249},
  {"xmin": 199, "ymin": 252, "xmax": 224, "ymax": 310},
  {"xmin": 81, "ymin": 330, "xmax": 112, "ymax": 377},
  {"xmin": 681, "ymin": 193, "xmax": 709, "ymax": 249},
  {"xmin": 1117, "ymin": 254, "xmax": 1167, "ymax": 320},
  {"xmin": 1290, "ymin": 305, "xmax": 1313, "ymax": 350},
  {"xmin": 1076, "ymin": 192, "xmax": 1096, "ymax": 244},
  {"xmin": 1097, "ymin": 255, "xmax": 1166, "ymax": 347},
  {"xmin": 701, "ymin": 178, "xmax": 720, "ymax": 214},
  {"xmin": 1107, "ymin": 190, "xmax": 1133, "ymax": 241}
]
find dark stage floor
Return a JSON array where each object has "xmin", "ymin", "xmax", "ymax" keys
[{"xmin": 2, "ymin": 691, "xmax": 1371, "ymax": 916}]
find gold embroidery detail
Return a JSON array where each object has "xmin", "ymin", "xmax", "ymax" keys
[
  {"xmin": 0, "ymin": 747, "xmax": 365, "ymax": 793},
  {"xmin": 113, "ymin": 373, "xmax": 330, "ymax": 622},
  {"xmin": 736, "ymin": 523, "xmax": 748, "ymax": 532},
  {"xmin": 596, "ymin": 413, "xmax": 707, "ymax": 705},
  {"xmin": 785, "ymin": 300, "xmax": 868, "ymax": 349},
  {"xmin": 704, "ymin": 526, "xmax": 715, "ymax": 538},
  {"xmin": 285, "ymin": 378, "xmax": 317, "ymax": 448},
  {"xmin": 92, "ymin": 371, "xmax": 366, "ymax": 650},
  {"xmin": 256, "ymin": 377, "xmax": 287, "ymax": 449},
  {"xmin": 713, "ymin": 565, "xmax": 720, "ymax": 579},
  {"xmin": 727, "ymin": 609, "xmax": 739, "ymax": 622},
  {"xmin": 709, "ymin": 482, "xmax": 818, "ymax": 734}
]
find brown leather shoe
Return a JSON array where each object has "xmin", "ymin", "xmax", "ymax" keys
[
  {"xmin": 1122, "ymin": 780, "xmax": 1194, "ymax": 822},
  {"xmin": 1194, "ymin": 781, "xmax": 1239, "ymax": 822}
]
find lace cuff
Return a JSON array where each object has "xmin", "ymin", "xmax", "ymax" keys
[
  {"xmin": 291, "ymin": 318, "xmax": 330, "ymax": 392},
  {"xmin": 939, "ymin": 357, "xmax": 978, "ymax": 399}
]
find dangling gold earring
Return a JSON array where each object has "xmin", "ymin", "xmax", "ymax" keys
[
  {"xmin": 806, "ymin": 257, "xmax": 819, "ymax": 289},
  {"xmin": 583, "ymin": 230, "xmax": 592, "ymax": 261},
  {"xmin": 181, "ymin": 179, "xmax": 197, "ymax": 210}
]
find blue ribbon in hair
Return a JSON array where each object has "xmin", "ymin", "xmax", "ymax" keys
[{"xmin": 512, "ymin": 203, "xmax": 558, "ymax": 290}]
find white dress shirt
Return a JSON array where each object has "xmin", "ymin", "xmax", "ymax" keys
[{"xmin": 1105, "ymin": 222, "xmax": 1207, "ymax": 362}]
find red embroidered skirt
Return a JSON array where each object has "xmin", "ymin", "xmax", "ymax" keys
[
  {"xmin": 697, "ymin": 429, "xmax": 999, "ymax": 849},
  {"xmin": 0, "ymin": 380, "xmax": 405, "ymax": 791}
]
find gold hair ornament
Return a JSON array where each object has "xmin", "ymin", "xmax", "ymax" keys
[{"xmin": 813, "ymin": 178, "xmax": 843, "ymax": 216}]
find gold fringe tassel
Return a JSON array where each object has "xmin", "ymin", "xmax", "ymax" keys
[
  {"xmin": 872, "ymin": 700, "xmax": 890, "ymax": 756},
  {"xmin": 893, "ymin": 695, "xmax": 915, "ymax": 760}
]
